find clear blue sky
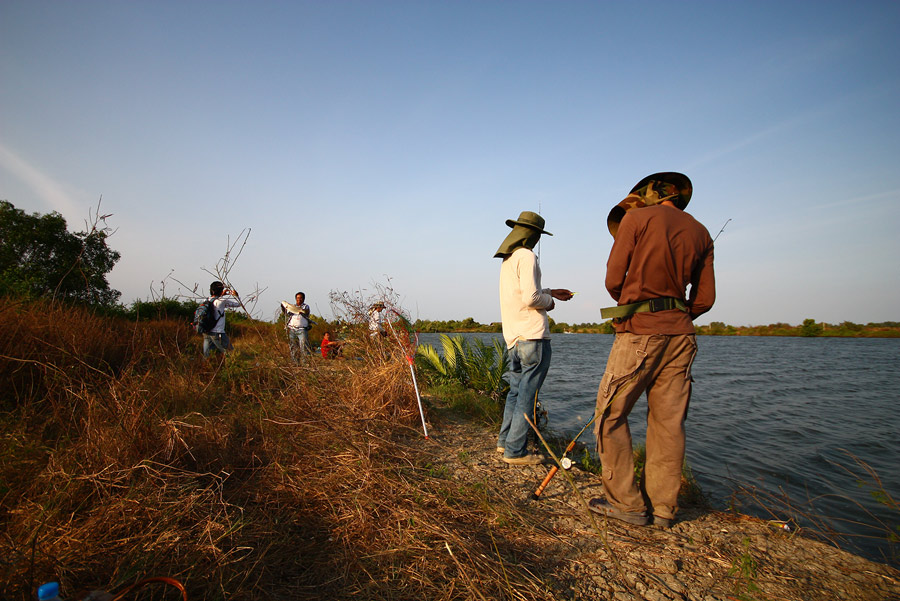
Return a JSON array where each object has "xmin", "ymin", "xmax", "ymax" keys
[{"xmin": 3, "ymin": 1, "xmax": 899, "ymax": 326}]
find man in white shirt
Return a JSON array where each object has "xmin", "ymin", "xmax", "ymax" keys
[
  {"xmin": 368, "ymin": 302, "xmax": 386, "ymax": 338},
  {"xmin": 494, "ymin": 211, "xmax": 573, "ymax": 465},
  {"xmin": 281, "ymin": 292, "xmax": 312, "ymax": 363},
  {"xmin": 203, "ymin": 281, "xmax": 243, "ymax": 358}
]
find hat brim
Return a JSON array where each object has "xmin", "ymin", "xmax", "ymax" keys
[
  {"xmin": 504, "ymin": 218, "xmax": 552, "ymax": 235},
  {"xmin": 607, "ymin": 172, "xmax": 693, "ymax": 238},
  {"xmin": 630, "ymin": 172, "xmax": 692, "ymax": 209}
]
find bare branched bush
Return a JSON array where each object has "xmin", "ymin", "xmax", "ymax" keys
[{"xmin": 151, "ymin": 229, "xmax": 266, "ymax": 328}]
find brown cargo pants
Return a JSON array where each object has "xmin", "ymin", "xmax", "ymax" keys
[{"xmin": 594, "ymin": 333, "xmax": 697, "ymax": 521}]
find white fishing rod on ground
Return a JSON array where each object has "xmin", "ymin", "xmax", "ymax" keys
[{"xmin": 386, "ymin": 311, "xmax": 429, "ymax": 439}]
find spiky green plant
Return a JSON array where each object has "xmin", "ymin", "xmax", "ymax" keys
[
  {"xmin": 416, "ymin": 334, "xmax": 467, "ymax": 384},
  {"xmin": 416, "ymin": 334, "xmax": 509, "ymax": 401},
  {"xmin": 439, "ymin": 333, "xmax": 469, "ymax": 383},
  {"xmin": 463, "ymin": 336, "xmax": 509, "ymax": 402}
]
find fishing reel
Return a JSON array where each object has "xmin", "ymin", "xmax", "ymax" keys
[
  {"xmin": 531, "ymin": 410, "xmax": 598, "ymax": 501},
  {"xmin": 533, "ymin": 401, "xmax": 549, "ymax": 430}
]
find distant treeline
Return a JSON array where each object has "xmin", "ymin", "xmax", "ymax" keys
[{"xmin": 413, "ymin": 317, "xmax": 900, "ymax": 338}]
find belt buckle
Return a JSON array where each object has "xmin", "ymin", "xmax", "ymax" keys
[{"xmin": 648, "ymin": 298, "xmax": 668, "ymax": 312}]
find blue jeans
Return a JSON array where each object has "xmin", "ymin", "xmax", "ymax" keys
[
  {"xmin": 289, "ymin": 328, "xmax": 310, "ymax": 363},
  {"xmin": 498, "ymin": 339, "xmax": 552, "ymax": 458},
  {"xmin": 203, "ymin": 332, "xmax": 233, "ymax": 357}
]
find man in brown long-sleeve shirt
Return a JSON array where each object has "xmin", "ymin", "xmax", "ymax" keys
[{"xmin": 589, "ymin": 172, "xmax": 715, "ymax": 528}]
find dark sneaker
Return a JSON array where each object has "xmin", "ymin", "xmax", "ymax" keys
[
  {"xmin": 502, "ymin": 453, "xmax": 545, "ymax": 466},
  {"xmin": 587, "ymin": 498, "xmax": 649, "ymax": 526},
  {"xmin": 653, "ymin": 515, "xmax": 674, "ymax": 529}
]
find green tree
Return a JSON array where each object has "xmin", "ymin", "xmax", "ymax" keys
[
  {"xmin": 800, "ymin": 318, "xmax": 823, "ymax": 337},
  {"xmin": 459, "ymin": 317, "xmax": 478, "ymax": 330},
  {"xmin": 709, "ymin": 321, "xmax": 727, "ymax": 335},
  {"xmin": 0, "ymin": 200, "xmax": 121, "ymax": 306}
]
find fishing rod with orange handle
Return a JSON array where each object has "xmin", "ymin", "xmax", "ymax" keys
[
  {"xmin": 528, "ymin": 371, "xmax": 640, "ymax": 500},
  {"xmin": 530, "ymin": 411, "xmax": 597, "ymax": 500}
]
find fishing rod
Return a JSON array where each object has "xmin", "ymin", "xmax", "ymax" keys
[
  {"xmin": 529, "ymin": 371, "xmax": 640, "ymax": 500},
  {"xmin": 530, "ymin": 411, "xmax": 597, "ymax": 500},
  {"xmin": 713, "ymin": 218, "xmax": 731, "ymax": 242},
  {"xmin": 386, "ymin": 308, "xmax": 429, "ymax": 438},
  {"xmin": 537, "ymin": 201, "xmax": 542, "ymax": 259}
]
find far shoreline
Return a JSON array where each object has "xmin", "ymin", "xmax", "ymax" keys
[{"xmin": 414, "ymin": 321, "xmax": 900, "ymax": 338}]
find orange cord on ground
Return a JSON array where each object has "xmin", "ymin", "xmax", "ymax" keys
[{"xmin": 110, "ymin": 577, "xmax": 187, "ymax": 601}]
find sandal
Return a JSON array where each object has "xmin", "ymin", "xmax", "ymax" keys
[{"xmin": 587, "ymin": 498, "xmax": 649, "ymax": 526}]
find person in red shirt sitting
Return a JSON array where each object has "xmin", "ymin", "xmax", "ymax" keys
[{"xmin": 320, "ymin": 332, "xmax": 343, "ymax": 359}]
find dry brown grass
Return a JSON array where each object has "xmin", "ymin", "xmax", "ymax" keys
[{"xmin": 0, "ymin": 300, "xmax": 564, "ymax": 601}]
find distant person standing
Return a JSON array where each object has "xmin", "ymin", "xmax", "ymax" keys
[
  {"xmin": 589, "ymin": 172, "xmax": 715, "ymax": 528},
  {"xmin": 494, "ymin": 211, "xmax": 573, "ymax": 466},
  {"xmin": 369, "ymin": 302, "xmax": 386, "ymax": 338},
  {"xmin": 203, "ymin": 281, "xmax": 242, "ymax": 359},
  {"xmin": 281, "ymin": 292, "xmax": 312, "ymax": 363}
]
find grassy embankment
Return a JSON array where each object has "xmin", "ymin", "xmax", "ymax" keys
[
  {"xmin": 2, "ymin": 298, "xmax": 623, "ymax": 600},
  {"xmin": 5, "ymin": 299, "xmax": 898, "ymax": 601}
]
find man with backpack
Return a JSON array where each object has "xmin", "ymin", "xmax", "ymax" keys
[{"xmin": 199, "ymin": 281, "xmax": 242, "ymax": 359}]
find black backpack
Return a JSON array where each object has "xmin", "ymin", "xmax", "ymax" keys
[{"xmin": 192, "ymin": 299, "xmax": 219, "ymax": 334}]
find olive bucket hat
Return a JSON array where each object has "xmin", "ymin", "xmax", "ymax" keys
[
  {"xmin": 494, "ymin": 211, "xmax": 552, "ymax": 258},
  {"xmin": 505, "ymin": 210, "xmax": 552, "ymax": 235},
  {"xmin": 607, "ymin": 172, "xmax": 692, "ymax": 238}
]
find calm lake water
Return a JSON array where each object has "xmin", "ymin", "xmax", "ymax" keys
[{"xmin": 418, "ymin": 333, "xmax": 900, "ymax": 565}]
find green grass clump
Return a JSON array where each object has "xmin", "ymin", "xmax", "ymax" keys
[{"xmin": 425, "ymin": 381, "xmax": 502, "ymax": 426}]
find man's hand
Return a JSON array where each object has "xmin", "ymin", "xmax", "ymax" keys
[{"xmin": 551, "ymin": 289, "xmax": 574, "ymax": 301}]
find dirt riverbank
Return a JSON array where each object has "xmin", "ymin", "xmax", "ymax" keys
[{"xmin": 420, "ymin": 403, "xmax": 900, "ymax": 601}]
